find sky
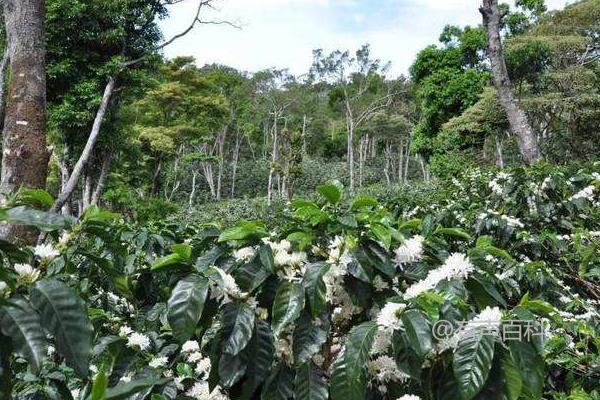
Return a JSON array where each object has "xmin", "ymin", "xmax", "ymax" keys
[{"xmin": 159, "ymin": 0, "xmax": 572, "ymax": 78}]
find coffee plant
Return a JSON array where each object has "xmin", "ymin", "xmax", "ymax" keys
[{"xmin": 0, "ymin": 164, "xmax": 599, "ymax": 400}]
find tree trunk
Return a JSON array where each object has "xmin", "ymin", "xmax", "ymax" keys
[
  {"xmin": 348, "ymin": 118, "xmax": 355, "ymax": 191},
  {"xmin": 151, "ymin": 155, "xmax": 162, "ymax": 196},
  {"xmin": 302, "ymin": 114, "xmax": 307, "ymax": 155},
  {"xmin": 91, "ymin": 153, "xmax": 112, "ymax": 206},
  {"xmin": 231, "ymin": 132, "xmax": 240, "ymax": 198},
  {"xmin": 216, "ymin": 126, "xmax": 226, "ymax": 201},
  {"xmin": 480, "ymin": 0, "xmax": 541, "ymax": 165},
  {"xmin": 267, "ymin": 112, "xmax": 279, "ymax": 206},
  {"xmin": 189, "ymin": 171, "xmax": 198, "ymax": 207},
  {"xmin": 50, "ymin": 76, "xmax": 116, "ymax": 212},
  {"xmin": 495, "ymin": 135, "xmax": 504, "ymax": 168},
  {"xmin": 82, "ymin": 170, "xmax": 92, "ymax": 210},
  {"xmin": 0, "ymin": 47, "xmax": 10, "ymax": 127},
  {"xmin": 0, "ymin": 0, "xmax": 48, "ymax": 243}
]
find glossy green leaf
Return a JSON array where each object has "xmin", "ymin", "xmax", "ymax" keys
[
  {"xmin": 30, "ymin": 279, "xmax": 93, "ymax": 378},
  {"xmin": 272, "ymin": 281, "xmax": 305, "ymax": 336},
  {"xmin": 3, "ymin": 206, "xmax": 74, "ymax": 232},
  {"xmin": 452, "ymin": 329, "xmax": 496, "ymax": 400},
  {"xmin": 167, "ymin": 274, "xmax": 209, "ymax": 343},
  {"xmin": 294, "ymin": 362, "xmax": 328, "ymax": 400},
  {"xmin": 261, "ymin": 363, "xmax": 295, "ymax": 400},
  {"xmin": 240, "ymin": 320, "xmax": 274, "ymax": 400},
  {"xmin": 350, "ymin": 195, "xmax": 378, "ymax": 210},
  {"xmin": 330, "ymin": 321, "xmax": 378, "ymax": 400},
  {"xmin": 90, "ymin": 366, "xmax": 109, "ymax": 400},
  {"xmin": 317, "ymin": 180, "xmax": 343, "ymax": 204},
  {"xmin": 293, "ymin": 312, "xmax": 329, "ymax": 366},
  {"xmin": 401, "ymin": 309, "xmax": 433, "ymax": 357},
  {"xmin": 222, "ymin": 303, "xmax": 255, "ymax": 356},
  {"xmin": 218, "ymin": 221, "xmax": 268, "ymax": 242},
  {"xmin": 302, "ymin": 262, "xmax": 330, "ymax": 318},
  {"xmin": 0, "ymin": 298, "xmax": 46, "ymax": 373},
  {"xmin": 104, "ymin": 377, "xmax": 169, "ymax": 400}
]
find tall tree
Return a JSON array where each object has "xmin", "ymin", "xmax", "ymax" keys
[
  {"xmin": 0, "ymin": 0, "xmax": 48, "ymax": 242},
  {"xmin": 480, "ymin": 0, "xmax": 542, "ymax": 164}
]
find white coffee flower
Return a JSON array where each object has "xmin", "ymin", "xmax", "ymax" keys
[
  {"xmin": 70, "ymin": 388, "xmax": 81, "ymax": 399},
  {"xmin": 195, "ymin": 357, "xmax": 212, "ymax": 376},
  {"xmin": 368, "ymin": 355, "xmax": 409, "ymax": 383},
  {"xmin": 571, "ymin": 185, "xmax": 595, "ymax": 201},
  {"xmin": 186, "ymin": 382, "xmax": 228, "ymax": 400},
  {"xmin": 33, "ymin": 244, "xmax": 60, "ymax": 260},
  {"xmin": 397, "ymin": 395, "xmax": 421, "ymax": 400},
  {"xmin": 119, "ymin": 326, "xmax": 133, "ymax": 337},
  {"xmin": 395, "ymin": 235, "xmax": 424, "ymax": 266},
  {"xmin": 14, "ymin": 263, "xmax": 40, "ymax": 283},
  {"xmin": 187, "ymin": 351, "xmax": 203, "ymax": 363},
  {"xmin": 126, "ymin": 332, "xmax": 151, "ymax": 351},
  {"xmin": 0, "ymin": 281, "xmax": 7, "ymax": 292},
  {"xmin": 376, "ymin": 302, "xmax": 406, "ymax": 332},
  {"xmin": 404, "ymin": 253, "xmax": 473, "ymax": 299},
  {"xmin": 181, "ymin": 340, "xmax": 200, "ymax": 353},
  {"xmin": 233, "ymin": 246, "xmax": 255, "ymax": 262},
  {"xmin": 149, "ymin": 356, "xmax": 168, "ymax": 368}
]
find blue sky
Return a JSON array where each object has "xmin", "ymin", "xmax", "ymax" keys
[{"xmin": 159, "ymin": 0, "xmax": 571, "ymax": 77}]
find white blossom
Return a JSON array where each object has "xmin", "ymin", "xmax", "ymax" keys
[
  {"xmin": 438, "ymin": 307, "xmax": 503, "ymax": 352},
  {"xmin": 119, "ymin": 326, "xmax": 133, "ymax": 337},
  {"xmin": 13, "ymin": 263, "xmax": 40, "ymax": 283},
  {"xmin": 233, "ymin": 247, "xmax": 255, "ymax": 262},
  {"xmin": 187, "ymin": 351, "xmax": 203, "ymax": 363},
  {"xmin": 70, "ymin": 388, "xmax": 81, "ymax": 399},
  {"xmin": 186, "ymin": 382, "xmax": 228, "ymax": 400},
  {"xmin": 182, "ymin": 340, "xmax": 200, "ymax": 353},
  {"xmin": 368, "ymin": 355, "xmax": 409, "ymax": 383},
  {"xmin": 33, "ymin": 243, "xmax": 60, "ymax": 260},
  {"xmin": 571, "ymin": 185, "xmax": 595, "ymax": 201},
  {"xmin": 126, "ymin": 332, "xmax": 151, "ymax": 351},
  {"xmin": 404, "ymin": 253, "xmax": 473, "ymax": 299},
  {"xmin": 0, "ymin": 281, "xmax": 7, "ymax": 292},
  {"xmin": 376, "ymin": 302, "xmax": 405, "ymax": 332},
  {"xmin": 397, "ymin": 395, "xmax": 421, "ymax": 400},
  {"xmin": 149, "ymin": 356, "xmax": 168, "ymax": 368},
  {"xmin": 395, "ymin": 235, "xmax": 424, "ymax": 266},
  {"xmin": 195, "ymin": 357, "xmax": 212, "ymax": 376}
]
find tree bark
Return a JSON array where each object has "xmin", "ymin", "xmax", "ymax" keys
[
  {"xmin": 216, "ymin": 126, "xmax": 226, "ymax": 201},
  {"xmin": 91, "ymin": 153, "xmax": 112, "ymax": 206},
  {"xmin": 0, "ymin": 0, "xmax": 48, "ymax": 243},
  {"xmin": 50, "ymin": 76, "xmax": 116, "ymax": 212},
  {"xmin": 480, "ymin": 0, "xmax": 542, "ymax": 165},
  {"xmin": 231, "ymin": 132, "xmax": 240, "ymax": 198}
]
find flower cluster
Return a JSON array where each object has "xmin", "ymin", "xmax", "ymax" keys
[
  {"xmin": 394, "ymin": 235, "xmax": 424, "ymax": 266},
  {"xmin": 265, "ymin": 239, "xmax": 308, "ymax": 281},
  {"xmin": 404, "ymin": 253, "xmax": 473, "ymax": 299}
]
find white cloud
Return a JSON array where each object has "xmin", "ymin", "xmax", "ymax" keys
[{"xmin": 159, "ymin": 0, "xmax": 572, "ymax": 77}]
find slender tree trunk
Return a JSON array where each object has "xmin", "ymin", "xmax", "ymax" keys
[
  {"xmin": 267, "ymin": 112, "xmax": 279, "ymax": 206},
  {"xmin": 398, "ymin": 141, "xmax": 404, "ymax": 183},
  {"xmin": 404, "ymin": 141, "xmax": 411, "ymax": 182},
  {"xmin": 151, "ymin": 155, "xmax": 162, "ymax": 196},
  {"xmin": 216, "ymin": 126, "xmax": 226, "ymax": 201},
  {"xmin": 495, "ymin": 135, "xmax": 504, "ymax": 168},
  {"xmin": 91, "ymin": 153, "xmax": 112, "ymax": 206},
  {"xmin": 0, "ymin": 47, "xmax": 9, "ymax": 126},
  {"xmin": 189, "ymin": 171, "xmax": 198, "ymax": 207},
  {"xmin": 480, "ymin": 0, "xmax": 541, "ymax": 165},
  {"xmin": 50, "ymin": 76, "xmax": 116, "ymax": 212},
  {"xmin": 231, "ymin": 132, "xmax": 240, "ymax": 198},
  {"xmin": 82, "ymin": 170, "xmax": 92, "ymax": 210},
  {"xmin": 0, "ymin": 0, "xmax": 48, "ymax": 242},
  {"xmin": 302, "ymin": 114, "xmax": 307, "ymax": 155},
  {"xmin": 348, "ymin": 118, "xmax": 355, "ymax": 191}
]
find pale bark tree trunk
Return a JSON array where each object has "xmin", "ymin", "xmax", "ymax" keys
[
  {"xmin": 346, "ymin": 110, "xmax": 355, "ymax": 191},
  {"xmin": 267, "ymin": 112, "xmax": 279, "ymax": 206},
  {"xmin": 0, "ymin": 47, "xmax": 9, "ymax": 124},
  {"xmin": 151, "ymin": 154, "xmax": 162, "ymax": 196},
  {"xmin": 480, "ymin": 0, "xmax": 541, "ymax": 165},
  {"xmin": 231, "ymin": 132, "xmax": 240, "ymax": 198},
  {"xmin": 216, "ymin": 126, "xmax": 226, "ymax": 201},
  {"xmin": 302, "ymin": 114, "xmax": 307, "ymax": 155},
  {"xmin": 383, "ymin": 142, "xmax": 391, "ymax": 185},
  {"xmin": 0, "ymin": 0, "xmax": 48, "ymax": 242},
  {"xmin": 398, "ymin": 141, "xmax": 404, "ymax": 183},
  {"xmin": 82, "ymin": 170, "xmax": 92, "ymax": 210},
  {"xmin": 404, "ymin": 141, "xmax": 411, "ymax": 182},
  {"xmin": 50, "ymin": 76, "xmax": 116, "ymax": 212},
  {"xmin": 91, "ymin": 153, "xmax": 112, "ymax": 206},
  {"xmin": 495, "ymin": 135, "xmax": 505, "ymax": 168},
  {"xmin": 189, "ymin": 171, "xmax": 198, "ymax": 207},
  {"xmin": 58, "ymin": 144, "xmax": 72, "ymax": 215}
]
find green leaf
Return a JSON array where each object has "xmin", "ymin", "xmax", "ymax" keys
[
  {"xmin": 452, "ymin": 329, "xmax": 496, "ymax": 400},
  {"xmin": 317, "ymin": 180, "xmax": 343, "ymax": 204},
  {"xmin": 0, "ymin": 298, "xmax": 47, "ymax": 373},
  {"xmin": 261, "ymin": 363, "xmax": 295, "ymax": 400},
  {"xmin": 330, "ymin": 321, "xmax": 378, "ymax": 400},
  {"xmin": 17, "ymin": 188, "xmax": 54, "ymax": 209},
  {"xmin": 508, "ymin": 341, "xmax": 545, "ymax": 399},
  {"xmin": 350, "ymin": 195, "xmax": 378, "ymax": 210},
  {"xmin": 194, "ymin": 245, "xmax": 222, "ymax": 272},
  {"xmin": 240, "ymin": 320, "xmax": 275, "ymax": 400},
  {"xmin": 222, "ymin": 303, "xmax": 255, "ymax": 356},
  {"xmin": 3, "ymin": 206, "xmax": 74, "ymax": 232},
  {"xmin": 171, "ymin": 243, "xmax": 191, "ymax": 259},
  {"xmin": 293, "ymin": 312, "xmax": 329, "ymax": 366},
  {"xmin": 218, "ymin": 221, "xmax": 268, "ymax": 242},
  {"xmin": 151, "ymin": 253, "xmax": 186, "ymax": 271},
  {"xmin": 30, "ymin": 279, "xmax": 93, "ymax": 378},
  {"xmin": 259, "ymin": 244, "xmax": 276, "ymax": 272},
  {"xmin": 435, "ymin": 227, "xmax": 472, "ymax": 240},
  {"xmin": 272, "ymin": 281, "xmax": 305, "ymax": 336},
  {"xmin": 219, "ymin": 352, "xmax": 247, "ymax": 388},
  {"xmin": 501, "ymin": 348, "xmax": 522, "ymax": 400},
  {"xmin": 233, "ymin": 255, "xmax": 271, "ymax": 293},
  {"xmin": 371, "ymin": 223, "xmax": 391, "ymax": 248},
  {"xmin": 466, "ymin": 275, "xmax": 507, "ymax": 308},
  {"xmin": 90, "ymin": 366, "xmax": 109, "ymax": 400},
  {"xmin": 104, "ymin": 378, "xmax": 169, "ymax": 400},
  {"xmin": 302, "ymin": 262, "xmax": 330, "ymax": 318},
  {"xmin": 401, "ymin": 309, "xmax": 433, "ymax": 357},
  {"xmin": 362, "ymin": 241, "xmax": 394, "ymax": 278},
  {"xmin": 167, "ymin": 275, "xmax": 209, "ymax": 343},
  {"xmin": 294, "ymin": 362, "xmax": 328, "ymax": 400}
]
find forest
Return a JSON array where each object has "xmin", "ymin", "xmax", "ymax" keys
[{"xmin": 0, "ymin": 0, "xmax": 599, "ymax": 399}]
